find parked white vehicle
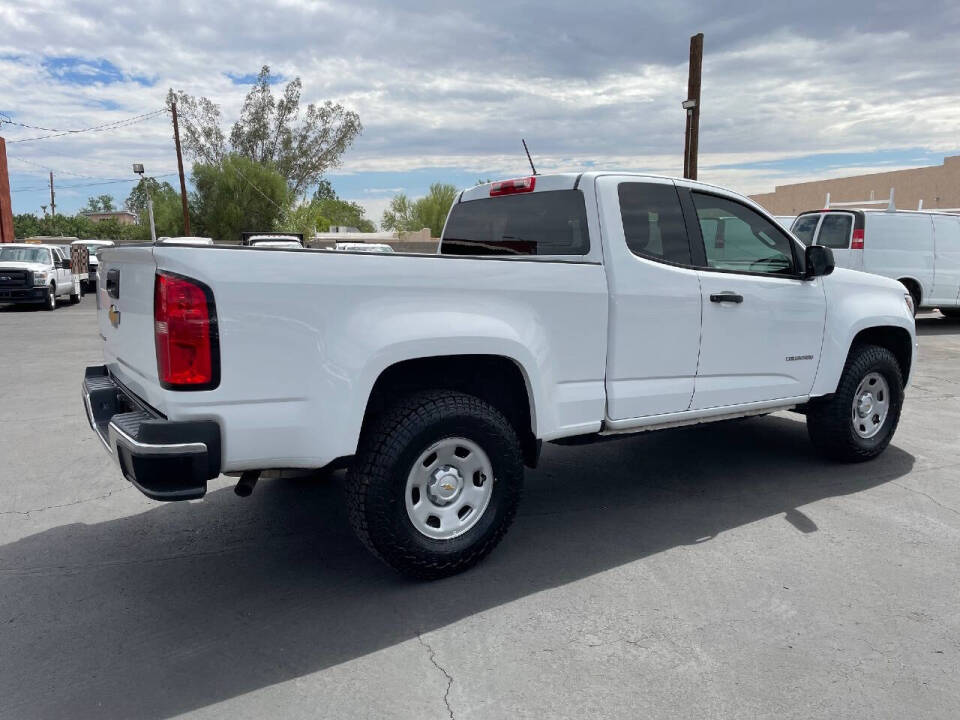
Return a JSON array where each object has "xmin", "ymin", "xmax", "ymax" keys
[
  {"xmin": 774, "ymin": 215, "xmax": 796, "ymax": 230},
  {"xmin": 84, "ymin": 172, "xmax": 917, "ymax": 578},
  {"xmin": 0, "ymin": 244, "xmax": 82, "ymax": 309},
  {"xmin": 791, "ymin": 208, "xmax": 960, "ymax": 316},
  {"xmin": 157, "ymin": 236, "xmax": 215, "ymax": 246},
  {"xmin": 71, "ymin": 239, "xmax": 115, "ymax": 289},
  {"xmin": 334, "ymin": 242, "xmax": 395, "ymax": 253}
]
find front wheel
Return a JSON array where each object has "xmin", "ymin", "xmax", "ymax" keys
[
  {"xmin": 44, "ymin": 285, "xmax": 57, "ymax": 311},
  {"xmin": 346, "ymin": 390, "xmax": 524, "ymax": 579},
  {"xmin": 807, "ymin": 344, "xmax": 904, "ymax": 462}
]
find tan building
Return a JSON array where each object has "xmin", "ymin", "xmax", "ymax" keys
[
  {"xmin": 81, "ymin": 210, "xmax": 139, "ymax": 225},
  {"xmin": 751, "ymin": 155, "xmax": 960, "ymax": 215}
]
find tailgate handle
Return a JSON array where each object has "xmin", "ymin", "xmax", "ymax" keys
[
  {"xmin": 106, "ymin": 269, "xmax": 120, "ymax": 298},
  {"xmin": 710, "ymin": 292, "xmax": 743, "ymax": 304}
]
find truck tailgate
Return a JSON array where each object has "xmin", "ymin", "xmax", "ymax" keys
[{"xmin": 96, "ymin": 246, "xmax": 166, "ymax": 412}]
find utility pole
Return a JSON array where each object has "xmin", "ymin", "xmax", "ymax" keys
[
  {"xmin": 49, "ymin": 171, "xmax": 56, "ymax": 217},
  {"xmin": 133, "ymin": 164, "xmax": 157, "ymax": 242},
  {"xmin": 682, "ymin": 32, "xmax": 704, "ymax": 180},
  {"xmin": 171, "ymin": 102, "xmax": 191, "ymax": 235}
]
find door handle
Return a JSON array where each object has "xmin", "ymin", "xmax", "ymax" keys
[{"xmin": 710, "ymin": 292, "xmax": 743, "ymax": 304}]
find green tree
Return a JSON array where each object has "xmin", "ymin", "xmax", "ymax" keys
[
  {"xmin": 168, "ymin": 66, "xmax": 362, "ymax": 196},
  {"xmin": 381, "ymin": 183, "xmax": 458, "ymax": 237},
  {"xmin": 83, "ymin": 194, "xmax": 116, "ymax": 213},
  {"xmin": 13, "ymin": 213, "xmax": 41, "ymax": 238},
  {"xmin": 191, "ymin": 154, "xmax": 290, "ymax": 242}
]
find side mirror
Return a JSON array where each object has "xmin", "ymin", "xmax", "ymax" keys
[
  {"xmin": 804, "ymin": 245, "xmax": 834, "ymax": 279},
  {"xmin": 60, "ymin": 258, "xmax": 72, "ymax": 270}
]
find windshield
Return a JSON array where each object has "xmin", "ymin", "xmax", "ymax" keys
[{"xmin": 0, "ymin": 247, "xmax": 51, "ymax": 264}]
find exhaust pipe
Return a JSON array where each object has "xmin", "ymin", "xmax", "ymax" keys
[{"xmin": 234, "ymin": 470, "xmax": 260, "ymax": 497}]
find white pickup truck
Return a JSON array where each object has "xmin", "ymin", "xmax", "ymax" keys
[{"xmin": 83, "ymin": 173, "xmax": 916, "ymax": 578}]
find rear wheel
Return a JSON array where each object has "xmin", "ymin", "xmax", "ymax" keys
[
  {"xmin": 346, "ymin": 390, "xmax": 524, "ymax": 579},
  {"xmin": 70, "ymin": 283, "xmax": 81, "ymax": 304},
  {"xmin": 807, "ymin": 344, "xmax": 903, "ymax": 462}
]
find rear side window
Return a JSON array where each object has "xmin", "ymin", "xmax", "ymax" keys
[
  {"xmin": 791, "ymin": 214, "xmax": 820, "ymax": 246},
  {"xmin": 817, "ymin": 214, "xmax": 853, "ymax": 249},
  {"xmin": 617, "ymin": 183, "xmax": 692, "ymax": 265},
  {"xmin": 441, "ymin": 190, "xmax": 589, "ymax": 256}
]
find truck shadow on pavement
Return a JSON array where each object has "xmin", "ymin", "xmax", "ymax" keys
[
  {"xmin": 916, "ymin": 314, "xmax": 960, "ymax": 336},
  {"xmin": 0, "ymin": 414, "xmax": 914, "ymax": 719}
]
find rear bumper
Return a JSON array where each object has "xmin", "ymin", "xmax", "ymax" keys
[
  {"xmin": 82, "ymin": 365, "xmax": 221, "ymax": 500},
  {"xmin": 0, "ymin": 287, "xmax": 47, "ymax": 303}
]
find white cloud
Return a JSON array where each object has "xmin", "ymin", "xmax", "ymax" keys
[{"xmin": 2, "ymin": 1, "xmax": 958, "ymax": 215}]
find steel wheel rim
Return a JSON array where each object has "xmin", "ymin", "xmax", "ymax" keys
[
  {"xmin": 405, "ymin": 437, "xmax": 494, "ymax": 540},
  {"xmin": 851, "ymin": 371, "xmax": 890, "ymax": 439}
]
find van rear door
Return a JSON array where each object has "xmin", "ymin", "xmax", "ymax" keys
[{"xmin": 792, "ymin": 211, "xmax": 864, "ymax": 271}]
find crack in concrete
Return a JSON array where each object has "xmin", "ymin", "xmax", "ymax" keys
[
  {"xmin": 890, "ymin": 481, "xmax": 960, "ymax": 518},
  {"xmin": 417, "ymin": 632, "xmax": 455, "ymax": 720},
  {"xmin": 0, "ymin": 489, "xmax": 120, "ymax": 517}
]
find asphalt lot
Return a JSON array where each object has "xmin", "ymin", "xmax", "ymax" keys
[{"xmin": 1, "ymin": 299, "xmax": 958, "ymax": 720}]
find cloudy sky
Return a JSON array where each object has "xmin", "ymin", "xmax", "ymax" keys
[{"xmin": 1, "ymin": 0, "xmax": 958, "ymax": 226}]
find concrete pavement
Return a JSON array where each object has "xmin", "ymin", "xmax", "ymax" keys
[{"xmin": 1, "ymin": 301, "xmax": 958, "ymax": 719}]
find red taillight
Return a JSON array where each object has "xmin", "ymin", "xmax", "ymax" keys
[
  {"xmin": 490, "ymin": 176, "xmax": 536, "ymax": 196},
  {"xmin": 154, "ymin": 272, "xmax": 219, "ymax": 389},
  {"xmin": 851, "ymin": 228, "xmax": 865, "ymax": 249}
]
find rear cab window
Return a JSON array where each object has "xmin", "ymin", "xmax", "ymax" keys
[
  {"xmin": 440, "ymin": 190, "xmax": 589, "ymax": 256},
  {"xmin": 617, "ymin": 183, "xmax": 692, "ymax": 265}
]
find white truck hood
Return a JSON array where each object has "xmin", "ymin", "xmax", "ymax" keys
[
  {"xmin": 827, "ymin": 267, "xmax": 905, "ymax": 294},
  {"xmin": 0, "ymin": 261, "xmax": 49, "ymax": 273}
]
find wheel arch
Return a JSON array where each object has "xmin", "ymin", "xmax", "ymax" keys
[
  {"xmin": 360, "ymin": 353, "xmax": 541, "ymax": 468},
  {"xmin": 897, "ymin": 276, "xmax": 923, "ymax": 307}
]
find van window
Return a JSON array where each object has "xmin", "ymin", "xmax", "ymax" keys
[
  {"xmin": 817, "ymin": 214, "xmax": 853, "ymax": 249},
  {"xmin": 791, "ymin": 215, "xmax": 820, "ymax": 246},
  {"xmin": 441, "ymin": 190, "xmax": 589, "ymax": 256},
  {"xmin": 691, "ymin": 193, "xmax": 797, "ymax": 275},
  {"xmin": 617, "ymin": 183, "xmax": 692, "ymax": 265}
]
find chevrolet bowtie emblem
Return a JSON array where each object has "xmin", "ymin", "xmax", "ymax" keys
[{"xmin": 108, "ymin": 305, "xmax": 121, "ymax": 328}]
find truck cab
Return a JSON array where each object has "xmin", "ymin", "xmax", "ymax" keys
[{"xmin": 0, "ymin": 244, "xmax": 82, "ymax": 310}]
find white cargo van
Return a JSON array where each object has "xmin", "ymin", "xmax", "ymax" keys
[{"xmin": 791, "ymin": 209, "xmax": 960, "ymax": 316}]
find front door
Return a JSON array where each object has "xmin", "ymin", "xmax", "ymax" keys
[
  {"xmin": 597, "ymin": 176, "xmax": 703, "ymax": 420},
  {"xmin": 684, "ymin": 189, "xmax": 827, "ymax": 410}
]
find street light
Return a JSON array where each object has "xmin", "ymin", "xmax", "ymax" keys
[{"xmin": 133, "ymin": 163, "xmax": 156, "ymax": 242}]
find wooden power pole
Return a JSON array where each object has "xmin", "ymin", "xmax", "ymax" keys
[
  {"xmin": 171, "ymin": 102, "xmax": 191, "ymax": 235},
  {"xmin": 682, "ymin": 32, "xmax": 704, "ymax": 181},
  {"xmin": 49, "ymin": 171, "xmax": 56, "ymax": 217}
]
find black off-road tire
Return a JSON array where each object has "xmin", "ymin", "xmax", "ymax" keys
[
  {"xmin": 807, "ymin": 344, "xmax": 904, "ymax": 462},
  {"xmin": 345, "ymin": 390, "xmax": 524, "ymax": 580}
]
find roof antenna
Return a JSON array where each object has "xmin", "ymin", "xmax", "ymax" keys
[{"xmin": 522, "ymin": 138, "xmax": 538, "ymax": 176}]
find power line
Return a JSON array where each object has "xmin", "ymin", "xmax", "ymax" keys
[
  {"xmin": 0, "ymin": 108, "xmax": 168, "ymax": 143},
  {"xmin": 11, "ymin": 173, "xmax": 179, "ymax": 194},
  {"xmin": 9, "ymin": 155, "xmax": 109, "ymax": 180}
]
